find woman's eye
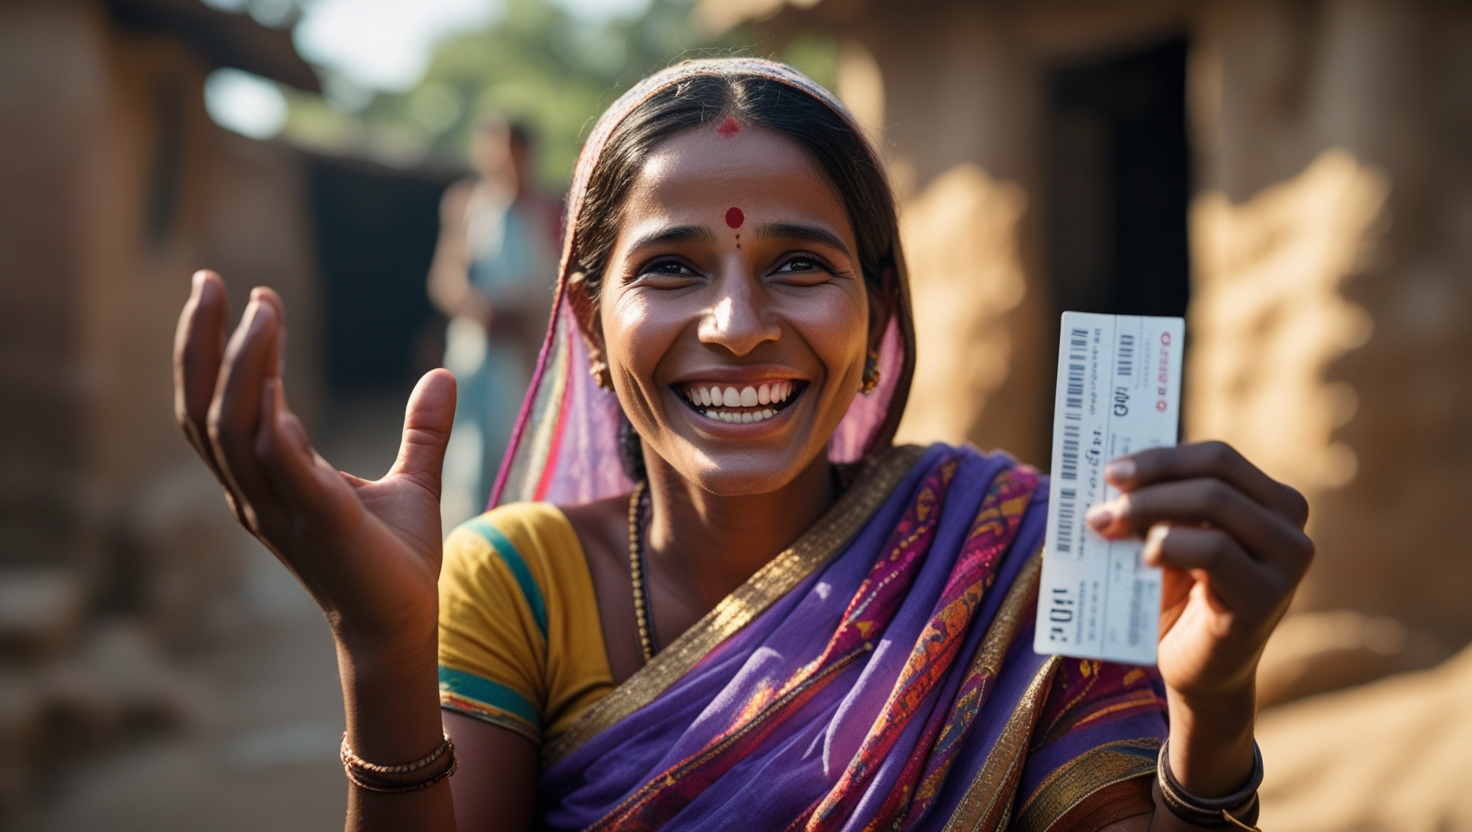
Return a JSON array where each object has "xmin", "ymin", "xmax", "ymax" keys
[
  {"xmin": 637, "ymin": 260, "xmax": 700, "ymax": 281},
  {"xmin": 779, "ymin": 257, "xmax": 820, "ymax": 272},
  {"xmin": 774, "ymin": 256, "xmax": 831, "ymax": 279}
]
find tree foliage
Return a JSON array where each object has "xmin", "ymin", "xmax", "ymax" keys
[{"xmin": 283, "ymin": 0, "xmax": 840, "ymax": 187}]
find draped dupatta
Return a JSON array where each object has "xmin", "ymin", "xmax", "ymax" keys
[{"xmin": 490, "ymin": 58, "xmax": 1167, "ymax": 830}]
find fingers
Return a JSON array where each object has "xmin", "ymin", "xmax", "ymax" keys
[
  {"xmin": 1142, "ymin": 524, "xmax": 1273, "ymax": 615},
  {"xmin": 174, "ymin": 271, "xmax": 228, "ymax": 462},
  {"xmin": 1087, "ymin": 477, "xmax": 1314, "ymax": 576},
  {"xmin": 389, "ymin": 369, "xmax": 457, "ymax": 498},
  {"xmin": 254, "ymin": 374, "xmax": 344, "ymax": 536},
  {"xmin": 1107, "ymin": 441, "xmax": 1309, "ymax": 528},
  {"xmin": 207, "ymin": 287, "xmax": 288, "ymax": 531}
]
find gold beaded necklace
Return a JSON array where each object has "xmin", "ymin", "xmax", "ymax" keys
[{"xmin": 627, "ymin": 480, "xmax": 659, "ymax": 663}]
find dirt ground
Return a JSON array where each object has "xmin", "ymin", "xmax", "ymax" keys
[{"xmin": 11, "ymin": 395, "xmax": 409, "ymax": 832}]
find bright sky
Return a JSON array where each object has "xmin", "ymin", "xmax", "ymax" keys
[
  {"xmin": 205, "ymin": 0, "xmax": 651, "ymax": 139},
  {"xmin": 298, "ymin": 0, "xmax": 656, "ymax": 90}
]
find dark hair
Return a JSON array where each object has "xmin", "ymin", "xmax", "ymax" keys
[
  {"xmin": 569, "ymin": 72, "xmax": 902, "ymax": 480},
  {"xmin": 477, "ymin": 117, "xmax": 535, "ymax": 150},
  {"xmin": 507, "ymin": 121, "xmax": 534, "ymax": 150}
]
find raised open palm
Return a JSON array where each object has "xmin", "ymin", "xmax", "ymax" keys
[{"xmin": 173, "ymin": 270, "xmax": 456, "ymax": 651}]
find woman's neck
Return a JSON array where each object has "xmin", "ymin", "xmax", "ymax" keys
[{"xmin": 643, "ymin": 454, "xmax": 836, "ymax": 613}]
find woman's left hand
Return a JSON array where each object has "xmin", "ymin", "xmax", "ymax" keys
[
  {"xmin": 1087, "ymin": 441, "xmax": 1313, "ymax": 700},
  {"xmin": 1087, "ymin": 441, "xmax": 1313, "ymax": 801}
]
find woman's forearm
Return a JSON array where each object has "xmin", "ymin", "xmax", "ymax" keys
[
  {"xmin": 1164, "ymin": 683, "xmax": 1256, "ymax": 797},
  {"xmin": 337, "ymin": 636, "xmax": 458, "ymax": 832}
]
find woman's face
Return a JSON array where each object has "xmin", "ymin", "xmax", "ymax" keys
[{"xmin": 597, "ymin": 124, "xmax": 875, "ymax": 496}]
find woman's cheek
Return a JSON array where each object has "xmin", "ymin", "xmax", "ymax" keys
[
  {"xmin": 785, "ymin": 290, "xmax": 869, "ymax": 384},
  {"xmin": 604, "ymin": 291, "xmax": 686, "ymax": 413}
]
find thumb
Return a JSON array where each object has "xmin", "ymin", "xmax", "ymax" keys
[{"xmin": 390, "ymin": 369, "xmax": 457, "ymax": 497}]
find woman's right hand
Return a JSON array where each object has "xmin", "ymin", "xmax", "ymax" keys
[{"xmin": 173, "ymin": 270, "xmax": 457, "ymax": 657}]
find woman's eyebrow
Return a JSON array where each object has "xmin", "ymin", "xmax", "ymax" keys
[
  {"xmin": 627, "ymin": 225, "xmax": 717, "ymax": 250},
  {"xmin": 753, "ymin": 223, "xmax": 852, "ymax": 257}
]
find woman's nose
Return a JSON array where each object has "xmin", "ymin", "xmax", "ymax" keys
[{"xmin": 697, "ymin": 275, "xmax": 781, "ymax": 356}]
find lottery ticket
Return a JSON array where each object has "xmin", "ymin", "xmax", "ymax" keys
[{"xmin": 1033, "ymin": 312, "xmax": 1184, "ymax": 666}]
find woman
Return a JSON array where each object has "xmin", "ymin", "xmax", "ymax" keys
[
  {"xmin": 173, "ymin": 59, "xmax": 1311, "ymax": 831},
  {"xmin": 426, "ymin": 119, "xmax": 560, "ymax": 526}
]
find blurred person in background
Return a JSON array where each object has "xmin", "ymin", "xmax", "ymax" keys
[
  {"xmin": 174, "ymin": 59, "xmax": 1310, "ymax": 832},
  {"xmin": 427, "ymin": 118, "xmax": 560, "ymax": 528}
]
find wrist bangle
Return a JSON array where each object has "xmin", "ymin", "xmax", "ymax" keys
[
  {"xmin": 340, "ymin": 731, "xmax": 458, "ymax": 793},
  {"xmin": 1156, "ymin": 738, "xmax": 1263, "ymax": 830}
]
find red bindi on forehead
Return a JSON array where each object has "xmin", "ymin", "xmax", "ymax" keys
[
  {"xmin": 715, "ymin": 115, "xmax": 741, "ymax": 138},
  {"xmin": 725, "ymin": 207, "xmax": 744, "ymax": 229}
]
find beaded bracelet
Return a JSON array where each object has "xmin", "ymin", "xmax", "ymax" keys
[
  {"xmin": 1156, "ymin": 739, "xmax": 1263, "ymax": 831},
  {"xmin": 340, "ymin": 732, "xmax": 458, "ymax": 793}
]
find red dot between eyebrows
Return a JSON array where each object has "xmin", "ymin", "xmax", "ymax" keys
[
  {"xmin": 716, "ymin": 115, "xmax": 741, "ymax": 138},
  {"xmin": 725, "ymin": 207, "xmax": 744, "ymax": 229}
]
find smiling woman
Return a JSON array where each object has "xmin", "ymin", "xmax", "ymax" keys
[{"xmin": 173, "ymin": 59, "xmax": 1313, "ymax": 832}]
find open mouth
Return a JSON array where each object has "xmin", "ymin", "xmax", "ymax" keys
[{"xmin": 678, "ymin": 380, "xmax": 806, "ymax": 424}]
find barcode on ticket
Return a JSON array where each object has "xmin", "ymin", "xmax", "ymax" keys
[{"xmin": 1034, "ymin": 312, "xmax": 1184, "ymax": 666}]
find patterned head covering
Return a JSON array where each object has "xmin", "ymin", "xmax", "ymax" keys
[{"xmin": 490, "ymin": 58, "xmax": 915, "ymax": 507}]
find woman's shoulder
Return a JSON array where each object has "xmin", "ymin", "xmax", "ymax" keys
[
  {"xmin": 444, "ymin": 502, "xmax": 587, "ymax": 591},
  {"xmin": 440, "ymin": 502, "xmax": 614, "ymax": 744}
]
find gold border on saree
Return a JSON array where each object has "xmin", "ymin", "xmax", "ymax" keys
[
  {"xmin": 539, "ymin": 443, "xmax": 928, "ymax": 768},
  {"xmin": 940, "ymin": 546, "xmax": 1057, "ymax": 832}
]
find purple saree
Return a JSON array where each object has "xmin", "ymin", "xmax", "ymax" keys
[
  {"xmin": 483, "ymin": 58, "xmax": 1167, "ymax": 829},
  {"xmin": 537, "ymin": 445, "xmax": 1165, "ymax": 831}
]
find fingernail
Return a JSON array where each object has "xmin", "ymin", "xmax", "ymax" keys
[
  {"xmin": 1085, "ymin": 504, "xmax": 1113, "ymax": 531},
  {"xmin": 191, "ymin": 270, "xmax": 206, "ymax": 290},
  {"xmin": 1106, "ymin": 459, "xmax": 1135, "ymax": 483}
]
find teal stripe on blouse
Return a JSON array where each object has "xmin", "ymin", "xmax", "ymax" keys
[
  {"xmin": 438, "ymin": 665, "xmax": 541, "ymax": 729},
  {"xmin": 463, "ymin": 516, "xmax": 549, "ymax": 639}
]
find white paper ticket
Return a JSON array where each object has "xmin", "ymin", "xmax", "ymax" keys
[{"xmin": 1033, "ymin": 312, "xmax": 1184, "ymax": 666}]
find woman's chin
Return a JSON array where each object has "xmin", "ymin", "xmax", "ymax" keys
[
  {"xmin": 644, "ymin": 394, "xmax": 838, "ymax": 497},
  {"xmin": 663, "ymin": 442, "xmax": 827, "ymax": 498}
]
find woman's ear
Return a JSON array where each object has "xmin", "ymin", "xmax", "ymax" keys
[
  {"xmin": 568, "ymin": 271, "xmax": 613, "ymax": 389},
  {"xmin": 586, "ymin": 341, "xmax": 612, "ymax": 390},
  {"xmin": 866, "ymin": 266, "xmax": 897, "ymax": 352}
]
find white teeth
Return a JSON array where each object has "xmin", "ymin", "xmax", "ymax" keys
[
  {"xmin": 686, "ymin": 382, "xmax": 799, "ymax": 406},
  {"xmin": 700, "ymin": 407, "xmax": 780, "ymax": 423},
  {"xmin": 687, "ymin": 380, "xmax": 800, "ymax": 422}
]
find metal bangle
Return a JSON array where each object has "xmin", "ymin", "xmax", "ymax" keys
[
  {"xmin": 1156, "ymin": 738, "xmax": 1263, "ymax": 830},
  {"xmin": 341, "ymin": 732, "xmax": 458, "ymax": 793}
]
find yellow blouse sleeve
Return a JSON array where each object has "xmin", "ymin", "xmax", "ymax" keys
[{"xmin": 437, "ymin": 502, "xmax": 615, "ymax": 745}]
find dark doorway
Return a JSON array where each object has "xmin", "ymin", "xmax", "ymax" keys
[
  {"xmin": 308, "ymin": 156, "xmax": 455, "ymax": 396},
  {"xmin": 1044, "ymin": 38, "xmax": 1191, "ymax": 321}
]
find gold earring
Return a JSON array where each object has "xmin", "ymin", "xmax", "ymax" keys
[
  {"xmin": 589, "ymin": 359, "xmax": 612, "ymax": 390},
  {"xmin": 859, "ymin": 349, "xmax": 881, "ymax": 394}
]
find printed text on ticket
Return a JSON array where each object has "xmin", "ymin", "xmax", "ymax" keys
[{"xmin": 1033, "ymin": 312, "xmax": 1185, "ymax": 666}]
